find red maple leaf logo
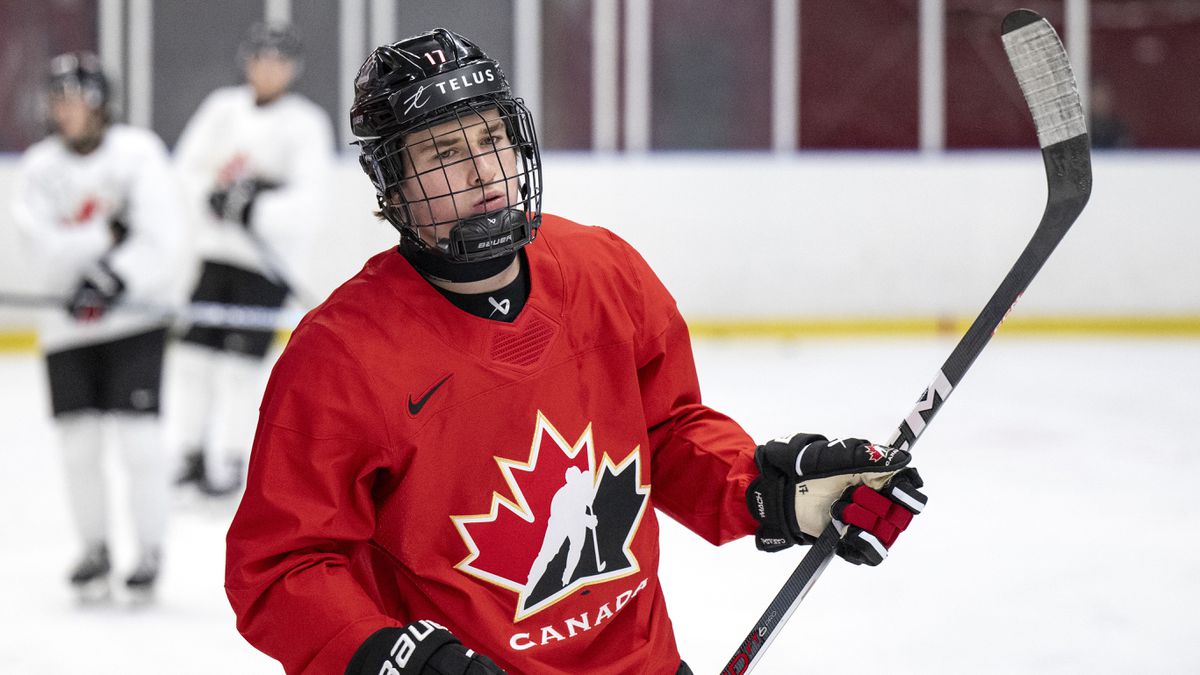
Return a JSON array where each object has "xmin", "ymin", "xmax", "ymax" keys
[
  {"xmin": 66, "ymin": 196, "xmax": 104, "ymax": 226},
  {"xmin": 217, "ymin": 153, "xmax": 251, "ymax": 188},
  {"xmin": 451, "ymin": 412, "xmax": 649, "ymax": 622},
  {"xmin": 865, "ymin": 444, "xmax": 887, "ymax": 462}
]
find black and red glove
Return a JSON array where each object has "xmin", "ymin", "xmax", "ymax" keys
[
  {"xmin": 65, "ymin": 260, "xmax": 125, "ymax": 322},
  {"xmin": 746, "ymin": 433, "xmax": 927, "ymax": 566},
  {"xmin": 208, "ymin": 178, "xmax": 278, "ymax": 228},
  {"xmin": 345, "ymin": 620, "xmax": 506, "ymax": 675}
]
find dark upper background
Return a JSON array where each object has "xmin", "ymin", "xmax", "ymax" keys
[{"xmin": 0, "ymin": 0, "xmax": 1194, "ymax": 154}]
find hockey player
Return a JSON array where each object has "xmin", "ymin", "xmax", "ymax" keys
[
  {"xmin": 225, "ymin": 29, "xmax": 928, "ymax": 674},
  {"xmin": 169, "ymin": 21, "xmax": 335, "ymax": 496},
  {"xmin": 11, "ymin": 52, "xmax": 186, "ymax": 599}
]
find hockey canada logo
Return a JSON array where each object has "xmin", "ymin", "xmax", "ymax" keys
[{"xmin": 452, "ymin": 412, "xmax": 650, "ymax": 622}]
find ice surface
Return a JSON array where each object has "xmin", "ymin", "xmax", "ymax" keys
[{"xmin": 1, "ymin": 336, "xmax": 1197, "ymax": 674}]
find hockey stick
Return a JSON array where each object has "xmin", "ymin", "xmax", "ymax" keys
[
  {"xmin": 721, "ymin": 10, "xmax": 1092, "ymax": 674},
  {"xmin": 0, "ymin": 291, "xmax": 303, "ymax": 331},
  {"xmin": 587, "ymin": 506, "xmax": 607, "ymax": 572}
]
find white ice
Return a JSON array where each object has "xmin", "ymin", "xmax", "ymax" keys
[{"xmin": 1, "ymin": 336, "xmax": 1197, "ymax": 674}]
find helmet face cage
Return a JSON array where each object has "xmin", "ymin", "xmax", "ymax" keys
[
  {"xmin": 362, "ymin": 95, "xmax": 542, "ymax": 262},
  {"xmin": 48, "ymin": 52, "xmax": 110, "ymax": 113},
  {"xmin": 239, "ymin": 22, "xmax": 304, "ymax": 64}
]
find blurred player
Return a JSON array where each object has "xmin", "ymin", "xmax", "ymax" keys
[
  {"xmin": 225, "ymin": 29, "xmax": 928, "ymax": 674},
  {"xmin": 170, "ymin": 21, "xmax": 335, "ymax": 497},
  {"xmin": 10, "ymin": 52, "xmax": 186, "ymax": 600}
]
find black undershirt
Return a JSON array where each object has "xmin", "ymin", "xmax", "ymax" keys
[{"xmin": 428, "ymin": 252, "xmax": 530, "ymax": 323}]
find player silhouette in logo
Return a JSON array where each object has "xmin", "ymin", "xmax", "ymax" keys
[{"xmin": 526, "ymin": 466, "xmax": 600, "ymax": 591}]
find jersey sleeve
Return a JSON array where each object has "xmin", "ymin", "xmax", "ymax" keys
[
  {"xmin": 173, "ymin": 89, "xmax": 226, "ymax": 198},
  {"xmin": 104, "ymin": 133, "xmax": 187, "ymax": 304},
  {"xmin": 225, "ymin": 320, "xmax": 404, "ymax": 674},
  {"xmin": 10, "ymin": 148, "xmax": 111, "ymax": 290},
  {"xmin": 613, "ymin": 233, "xmax": 761, "ymax": 545},
  {"xmin": 246, "ymin": 103, "xmax": 336, "ymax": 290}
]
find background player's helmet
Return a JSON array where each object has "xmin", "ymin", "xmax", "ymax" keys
[
  {"xmin": 239, "ymin": 22, "xmax": 304, "ymax": 65},
  {"xmin": 350, "ymin": 28, "xmax": 542, "ymax": 263},
  {"xmin": 48, "ymin": 51, "xmax": 111, "ymax": 117}
]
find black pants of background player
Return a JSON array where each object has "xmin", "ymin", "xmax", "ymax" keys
[
  {"xmin": 171, "ymin": 260, "xmax": 288, "ymax": 495},
  {"xmin": 46, "ymin": 327, "xmax": 171, "ymax": 578}
]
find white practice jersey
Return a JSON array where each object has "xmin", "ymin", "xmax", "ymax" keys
[
  {"xmin": 174, "ymin": 86, "xmax": 335, "ymax": 295},
  {"xmin": 12, "ymin": 125, "xmax": 187, "ymax": 352}
]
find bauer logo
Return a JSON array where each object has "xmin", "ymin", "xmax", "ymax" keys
[
  {"xmin": 451, "ymin": 412, "xmax": 650, "ymax": 623},
  {"xmin": 477, "ymin": 233, "xmax": 514, "ymax": 250}
]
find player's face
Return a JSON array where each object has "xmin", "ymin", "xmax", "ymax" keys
[
  {"xmin": 245, "ymin": 53, "xmax": 296, "ymax": 101},
  {"xmin": 397, "ymin": 107, "xmax": 520, "ymax": 247},
  {"xmin": 49, "ymin": 93, "xmax": 101, "ymax": 143}
]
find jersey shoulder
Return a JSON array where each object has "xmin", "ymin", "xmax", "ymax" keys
[
  {"xmin": 103, "ymin": 124, "xmax": 171, "ymax": 158},
  {"xmin": 18, "ymin": 126, "xmax": 167, "ymax": 172},
  {"xmin": 537, "ymin": 214, "xmax": 639, "ymax": 269},
  {"xmin": 203, "ymin": 85, "xmax": 253, "ymax": 109},
  {"xmin": 537, "ymin": 213, "xmax": 662, "ymax": 291},
  {"xmin": 536, "ymin": 213, "xmax": 679, "ymax": 326},
  {"xmin": 296, "ymin": 249, "xmax": 411, "ymax": 333},
  {"xmin": 280, "ymin": 92, "xmax": 331, "ymax": 119},
  {"xmin": 186, "ymin": 86, "xmax": 253, "ymax": 125},
  {"xmin": 18, "ymin": 136, "xmax": 64, "ymax": 172}
]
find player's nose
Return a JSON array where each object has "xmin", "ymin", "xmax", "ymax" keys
[{"xmin": 471, "ymin": 150, "xmax": 503, "ymax": 186}]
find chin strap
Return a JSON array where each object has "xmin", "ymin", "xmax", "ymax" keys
[{"xmin": 399, "ymin": 237, "xmax": 517, "ymax": 283}]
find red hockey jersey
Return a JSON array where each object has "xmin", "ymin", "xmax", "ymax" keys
[{"xmin": 225, "ymin": 214, "xmax": 760, "ymax": 674}]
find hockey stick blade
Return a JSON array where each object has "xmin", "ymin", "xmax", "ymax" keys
[{"xmin": 721, "ymin": 10, "xmax": 1090, "ymax": 674}]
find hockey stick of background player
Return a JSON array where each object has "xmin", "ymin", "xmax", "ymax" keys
[
  {"xmin": 0, "ymin": 291, "xmax": 302, "ymax": 331},
  {"xmin": 245, "ymin": 225, "xmax": 321, "ymax": 309},
  {"xmin": 721, "ymin": 10, "xmax": 1092, "ymax": 674}
]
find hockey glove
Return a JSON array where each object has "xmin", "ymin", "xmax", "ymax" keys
[
  {"xmin": 65, "ymin": 260, "xmax": 125, "ymax": 321},
  {"xmin": 345, "ymin": 621, "xmax": 507, "ymax": 675},
  {"xmin": 110, "ymin": 217, "xmax": 129, "ymax": 246},
  {"xmin": 208, "ymin": 178, "xmax": 278, "ymax": 228},
  {"xmin": 746, "ymin": 433, "xmax": 927, "ymax": 566}
]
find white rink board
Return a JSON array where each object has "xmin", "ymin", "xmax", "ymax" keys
[
  {"xmin": 1, "ymin": 336, "xmax": 1198, "ymax": 674},
  {"xmin": 2, "ymin": 151, "xmax": 1199, "ymax": 329}
]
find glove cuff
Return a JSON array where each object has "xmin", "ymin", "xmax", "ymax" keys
[
  {"xmin": 885, "ymin": 467, "xmax": 928, "ymax": 515},
  {"xmin": 344, "ymin": 621, "xmax": 458, "ymax": 675},
  {"xmin": 85, "ymin": 260, "xmax": 125, "ymax": 298},
  {"xmin": 746, "ymin": 474, "xmax": 806, "ymax": 552}
]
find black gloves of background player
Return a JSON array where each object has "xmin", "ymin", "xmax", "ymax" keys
[
  {"xmin": 208, "ymin": 178, "xmax": 278, "ymax": 228},
  {"xmin": 66, "ymin": 260, "xmax": 125, "ymax": 321},
  {"xmin": 345, "ymin": 621, "xmax": 506, "ymax": 675},
  {"xmin": 747, "ymin": 433, "xmax": 927, "ymax": 566}
]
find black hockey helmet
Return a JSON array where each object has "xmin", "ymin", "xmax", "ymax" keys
[
  {"xmin": 239, "ymin": 21, "xmax": 304, "ymax": 64},
  {"xmin": 48, "ymin": 51, "xmax": 111, "ymax": 114},
  {"xmin": 350, "ymin": 28, "xmax": 542, "ymax": 264}
]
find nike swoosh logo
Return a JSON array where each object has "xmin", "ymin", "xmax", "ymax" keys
[{"xmin": 407, "ymin": 373, "xmax": 452, "ymax": 416}]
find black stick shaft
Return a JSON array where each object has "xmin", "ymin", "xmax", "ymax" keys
[{"xmin": 721, "ymin": 11, "xmax": 1093, "ymax": 665}]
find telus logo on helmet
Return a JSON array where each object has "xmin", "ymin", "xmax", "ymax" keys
[{"xmin": 401, "ymin": 66, "xmax": 498, "ymax": 117}]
